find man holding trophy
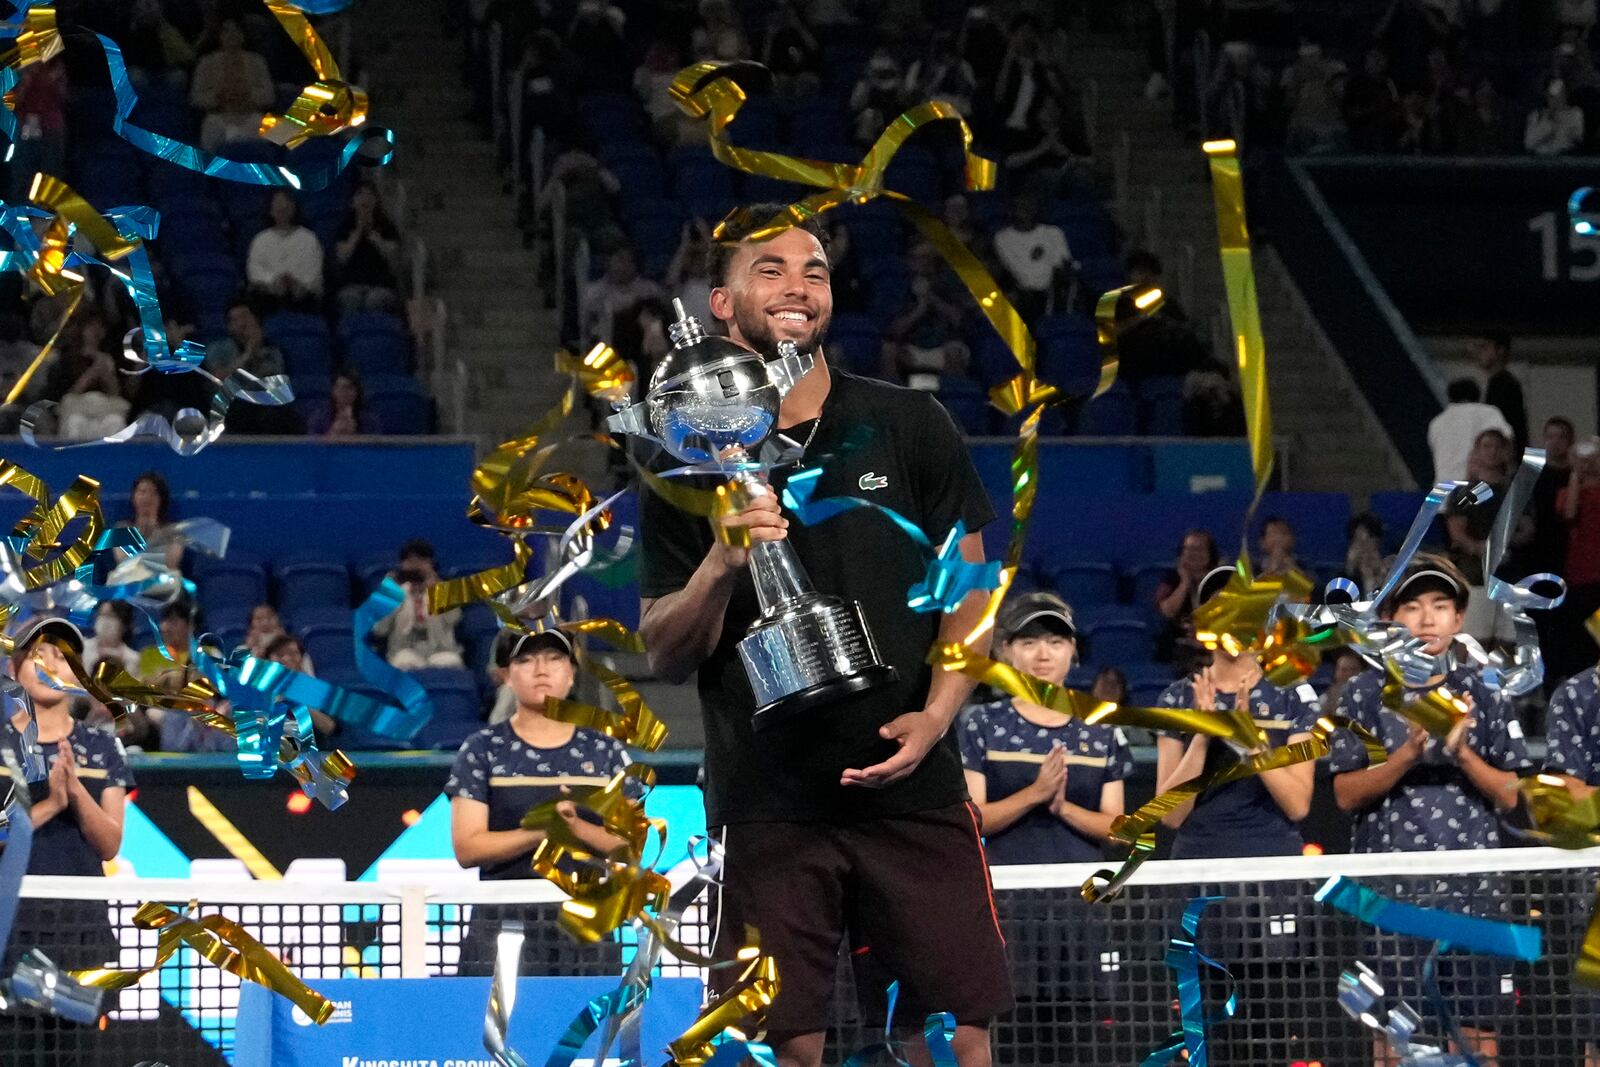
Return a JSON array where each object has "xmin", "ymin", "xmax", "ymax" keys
[{"xmin": 634, "ymin": 205, "xmax": 1012, "ymax": 1066}]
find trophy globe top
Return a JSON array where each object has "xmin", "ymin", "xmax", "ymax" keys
[{"xmin": 646, "ymin": 300, "xmax": 780, "ymax": 465}]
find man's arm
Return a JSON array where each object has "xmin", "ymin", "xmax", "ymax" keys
[
  {"xmin": 840, "ymin": 531, "xmax": 990, "ymax": 788},
  {"xmin": 638, "ymin": 485, "xmax": 787, "ymax": 683}
]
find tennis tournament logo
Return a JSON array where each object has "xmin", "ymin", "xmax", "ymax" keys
[{"xmin": 294, "ymin": 999, "xmax": 353, "ymax": 1026}]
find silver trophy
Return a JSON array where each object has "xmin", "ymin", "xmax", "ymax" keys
[{"xmin": 609, "ymin": 300, "xmax": 897, "ymax": 731}]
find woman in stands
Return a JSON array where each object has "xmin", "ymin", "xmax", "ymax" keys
[
  {"xmin": 119, "ymin": 469, "xmax": 184, "ymax": 569},
  {"xmin": 959, "ymin": 591, "xmax": 1131, "ymax": 865},
  {"xmin": 1153, "ymin": 565, "xmax": 1319, "ymax": 859},
  {"xmin": 1328, "ymin": 554, "xmax": 1532, "ymax": 1066},
  {"xmin": 1153, "ymin": 527, "xmax": 1219, "ymax": 670},
  {"xmin": 445, "ymin": 627, "xmax": 630, "ymax": 974},
  {"xmin": 308, "ymin": 370, "xmax": 381, "ymax": 438}
]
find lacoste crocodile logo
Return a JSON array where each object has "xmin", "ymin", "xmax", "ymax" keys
[{"xmin": 858, "ymin": 472, "xmax": 888, "ymax": 491}]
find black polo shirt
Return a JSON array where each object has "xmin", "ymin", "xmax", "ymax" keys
[{"xmin": 640, "ymin": 367, "xmax": 995, "ymax": 826}]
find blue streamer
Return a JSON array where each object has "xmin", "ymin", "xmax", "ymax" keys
[
  {"xmin": 1571, "ymin": 186, "xmax": 1598, "ymax": 236},
  {"xmin": 537, "ymin": 983, "xmax": 647, "ymax": 1067},
  {"xmin": 0, "ymin": 797, "xmax": 33, "ymax": 959},
  {"xmin": 351, "ymin": 578, "xmax": 435, "ymax": 738},
  {"xmin": 1315, "ymin": 876, "xmax": 1543, "ymax": 961},
  {"xmin": 94, "ymin": 34, "xmax": 393, "ymax": 191},
  {"xmin": 699, "ymin": 1037, "xmax": 781, "ymax": 1067},
  {"xmin": 783, "ymin": 467, "xmax": 1001, "ymax": 613},
  {"xmin": 1139, "ymin": 896, "xmax": 1238, "ymax": 1067},
  {"xmin": 841, "ymin": 981, "xmax": 960, "ymax": 1067}
]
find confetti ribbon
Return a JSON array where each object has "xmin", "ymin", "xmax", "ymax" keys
[
  {"xmin": 1084, "ymin": 714, "xmax": 1386, "ymax": 904},
  {"xmin": 0, "ymin": 2, "xmax": 62, "ymax": 146},
  {"xmin": 1577, "ymin": 885, "xmax": 1600, "ymax": 989},
  {"xmin": 1513, "ymin": 773, "xmax": 1600, "ymax": 850},
  {"xmin": 1314, "ymin": 876, "xmax": 1542, "ymax": 961},
  {"xmin": 666, "ymin": 935, "xmax": 781, "ymax": 1067},
  {"xmin": 0, "ymin": 764, "xmax": 33, "ymax": 960},
  {"xmin": 257, "ymin": 0, "xmax": 369, "ymax": 149},
  {"xmin": 70, "ymin": 901, "xmax": 334, "ymax": 1023},
  {"xmin": 1338, "ymin": 960, "xmax": 1469, "ymax": 1067},
  {"xmin": 1139, "ymin": 896, "xmax": 1238, "ymax": 1067},
  {"xmin": 781, "ymin": 466, "xmax": 1001, "ymax": 614},
  {"xmin": 346, "ymin": 577, "xmax": 435, "ymax": 740},
  {"xmin": 2, "ymin": 949, "xmax": 105, "ymax": 1024},
  {"xmin": 840, "ymin": 981, "xmax": 958, "ymax": 1067},
  {"xmin": 91, "ymin": 19, "xmax": 393, "ymax": 191}
]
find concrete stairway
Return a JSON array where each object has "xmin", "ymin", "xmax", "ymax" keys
[{"xmin": 1070, "ymin": 33, "xmax": 1414, "ymax": 499}]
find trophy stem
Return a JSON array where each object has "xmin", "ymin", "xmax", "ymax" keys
[{"xmin": 749, "ymin": 538, "xmax": 814, "ymax": 616}]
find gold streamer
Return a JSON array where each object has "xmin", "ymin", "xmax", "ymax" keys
[
  {"xmin": 1192, "ymin": 559, "xmax": 1315, "ymax": 659},
  {"xmin": 256, "ymin": 0, "xmax": 368, "ymax": 149},
  {"xmin": 1082, "ymin": 714, "xmax": 1386, "ymax": 903},
  {"xmin": 72, "ymin": 902, "xmax": 333, "ymax": 1023},
  {"xmin": 1378, "ymin": 657, "xmax": 1470, "ymax": 738},
  {"xmin": 0, "ymin": 6, "xmax": 62, "ymax": 124},
  {"xmin": 1578, "ymin": 887, "xmax": 1600, "ymax": 989},
  {"xmin": 666, "ymin": 937, "xmax": 781, "ymax": 1066},
  {"xmin": 186, "ymin": 786, "xmax": 283, "ymax": 880}
]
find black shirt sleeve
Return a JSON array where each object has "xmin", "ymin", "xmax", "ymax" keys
[
  {"xmin": 914, "ymin": 391, "xmax": 997, "ymax": 541},
  {"xmin": 638, "ymin": 472, "xmax": 715, "ymax": 600}
]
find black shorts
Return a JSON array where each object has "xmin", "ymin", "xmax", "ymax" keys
[{"xmin": 709, "ymin": 801, "xmax": 1014, "ymax": 1035}]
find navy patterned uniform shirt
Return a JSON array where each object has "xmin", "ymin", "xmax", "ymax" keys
[
  {"xmin": 1156, "ymin": 677, "xmax": 1321, "ymax": 859},
  {"xmin": 1544, "ymin": 666, "xmax": 1600, "ymax": 785},
  {"xmin": 1328, "ymin": 665, "xmax": 1532, "ymax": 853},
  {"xmin": 2, "ymin": 716, "xmax": 133, "ymax": 876},
  {"xmin": 444, "ymin": 721, "xmax": 631, "ymax": 880},
  {"xmin": 958, "ymin": 699, "xmax": 1133, "ymax": 864}
]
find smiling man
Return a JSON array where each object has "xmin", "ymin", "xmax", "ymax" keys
[{"xmin": 637, "ymin": 204, "xmax": 1011, "ymax": 1067}]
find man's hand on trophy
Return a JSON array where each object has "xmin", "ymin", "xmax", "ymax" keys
[
  {"xmin": 713, "ymin": 484, "xmax": 789, "ymax": 570},
  {"xmin": 840, "ymin": 711, "xmax": 945, "ymax": 789}
]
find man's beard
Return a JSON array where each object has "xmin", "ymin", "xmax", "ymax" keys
[{"xmin": 730, "ymin": 301, "xmax": 831, "ymax": 360}]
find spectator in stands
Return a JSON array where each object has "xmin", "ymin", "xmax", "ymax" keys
[
  {"xmin": 190, "ymin": 18, "xmax": 274, "ymax": 151},
  {"xmin": 1117, "ymin": 251, "xmax": 1207, "ymax": 384},
  {"xmin": 309, "ymin": 370, "xmax": 380, "ymax": 437},
  {"xmin": 1183, "ymin": 353, "xmax": 1246, "ymax": 437},
  {"xmin": 957, "ymin": 5, "xmax": 1009, "ymax": 95},
  {"xmin": 636, "ymin": 38, "xmax": 686, "ymax": 144},
  {"xmin": 1155, "ymin": 565, "xmax": 1317, "ymax": 859},
  {"xmin": 83, "ymin": 601, "xmax": 140, "ymax": 677},
  {"xmin": 1283, "ymin": 40, "xmax": 1349, "ymax": 155},
  {"xmin": 991, "ymin": 18, "xmax": 1076, "ymax": 156},
  {"xmin": 666, "ymin": 219, "xmax": 715, "ymax": 327},
  {"xmin": 959, "ymin": 592, "xmax": 1130, "ymax": 865},
  {"xmin": 820, "ymin": 215, "xmax": 868, "ymax": 315},
  {"xmin": 375, "ymin": 539, "xmax": 465, "ymax": 670},
  {"xmin": 1530, "ymin": 415, "xmax": 1576, "ymax": 577},
  {"xmin": 121, "ymin": 0, "xmax": 196, "ymax": 90},
  {"xmin": 247, "ymin": 191, "xmax": 324, "ymax": 313},
  {"xmin": 1318, "ymin": 647, "xmax": 1366, "ymax": 716},
  {"xmin": 1558, "ymin": 437, "xmax": 1600, "ymax": 658},
  {"xmin": 8, "ymin": 58, "xmax": 66, "ymax": 200},
  {"xmin": 1329, "ymin": 555, "xmax": 1530, "ymax": 1064},
  {"xmin": 1526, "ymin": 77, "xmax": 1585, "ymax": 155},
  {"xmin": 762, "ymin": 1, "xmax": 821, "ymax": 98},
  {"xmin": 446, "ymin": 627, "xmax": 627, "ymax": 879},
  {"xmin": 265, "ymin": 634, "xmax": 335, "ymax": 741},
  {"xmin": 880, "ymin": 240, "xmax": 970, "ymax": 389},
  {"xmin": 1454, "ymin": 76, "xmax": 1517, "ymax": 154},
  {"xmin": 905, "ymin": 32, "xmax": 978, "ymax": 117},
  {"xmin": 1561, "ymin": 0, "xmax": 1599, "ymax": 40},
  {"xmin": 1427, "ymin": 378, "xmax": 1511, "ymax": 482},
  {"xmin": 244, "ymin": 603, "xmax": 289, "ymax": 659},
  {"xmin": 850, "ymin": 49, "xmax": 907, "ymax": 145},
  {"xmin": 120, "ymin": 470, "xmax": 184, "ymax": 569},
  {"xmin": 992, "ymin": 194, "xmax": 1074, "ymax": 324},
  {"xmin": 625, "ymin": 299, "xmax": 674, "ymax": 390},
  {"xmin": 334, "ymin": 185, "xmax": 402, "ymax": 314},
  {"xmin": 582, "ymin": 246, "xmax": 661, "ymax": 345},
  {"xmin": 1206, "ymin": 41, "xmax": 1275, "ymax": 149},
  {"xmin": 512, "ymin": 30, "xmax": 578, "ymax": 207},
  {"xmin": 159, "ymin": 695, "xmax": 235, "ymax": 753},
  {"xmin": 563, "ymin": 0, "xmax": 630, "ymax": 93},
  {"xmin": 1092, "ymin": 665, "xmax": 1127, "ymax": 704},
  {"xmin": 1446, "ymin": 431, "xmax": 1530, "ymax": 647},
  {"xmin": 47, "ymin": 311, "xmax": 132, "ymax": 441},
  {"xmin": 537, "ymin": 148, "xmax": 622, "ymax": 262},
  {"xmin": 1344, "ymin": 512, "xmax": 1388, "ymax": 596},
  {"xmin": 1, "ymin": 615, "xmax": 129, "ymax": 967},
  {"xmin": 1257, "ymin": 516, "xmax": 1303, "ymax": 578},
  {"xmin": 1004, "ymin": 96, "xmax": 1095, "ymax": 200},
  {"xmin": 139, "ymin": 597, "xmax": 197, "ymax": 694},
  {"xmin": 1154, "ymin": 528, "xmax": 1220, "ymax": 666},
  {"xmin": 1395, "ymin": 88, "xmax": 1447, "ymax": 155},
  {"xmin": 1345, "ymin": 46, "xmax": 1400, "ymax": 152},
  {"xmin": 0, "ymin": 310, "xmax": 41, "ymax": 407},
  {"xmin": 1475, "ymin": 331, "xmax": 1526, "ymax": 450},
  {"xmin": 691, "ymin": 0, "xmax": 752, "ymax": 64},
  {"xmin": 206, "ymin": 300, "xmax": 285, "ymax": 382}
]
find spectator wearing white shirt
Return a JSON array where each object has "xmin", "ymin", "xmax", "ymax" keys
[
  {"xmin": 1428, "ymin": 378, "xmax": 1513, "ymax": 482},
  {"xmin": 580, "ymin": 246, "xmax": 661, "ymax": 347},
  {"xmin": 189, "ymin": 19, "xmax": 274, "ymax": 152},
  {"xmin": 992, "ymin": 194, "xmax": 1074, "ymax": 323},
  {"xmin": 1526, "ymin": 77, "xmax": 1585, "ymax": 155},
  {"xmin": 247, "ymin": 190, "xmax": 324, "ymax": 313}
]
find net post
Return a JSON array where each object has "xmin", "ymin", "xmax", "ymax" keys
[{"xmin": 399, "ymin": 884, "xmax": 428, "ymax": 978}]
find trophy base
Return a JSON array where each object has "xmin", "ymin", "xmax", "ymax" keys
[{"xmin": 750, "ymin": 663, "xmax": 899, "ymax": 734}]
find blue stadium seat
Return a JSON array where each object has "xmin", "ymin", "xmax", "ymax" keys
[
  {"xmin": 195, "ymin": 560, "xmax": 267, "ymax": 617},
  {"xmin": 669, "ymin": 149, "xmax": 735, "ymax": 200},
  {"xmin": 727, "ymin": 96, "xmax": 781, "ymax": 148},
  {"xmin": 294, "ymin": 604, "xmax": 354, "ymax": 632},
  {"xmin": 819, "ymin": 40, "xmax": 871, "ymax": 94},
  {"xmin": 1252, "ymin": 492, "xmax": 1353, "ymax": 564},
  {"xmin": 276, "ymin": 559, "xmax": 352, "ymax": 614},
  {"xmin": 1128, "ymin": 563, "xmax": 1174, "ymax": 614},
  {"xmin": 354, "ymin": 550, "xmax": 396, "ymax": 592},
  {"xmin": 741, "ymin": 174, "xmax": 808, "ymax": 203},
  {"xmin": 786, "ymin": 97, "xmax": 849, "ymax": 146},
  {"xmin": 201, "ymin": 603, "xmax": 252, "ymax": 635},
  {"xmin": 1128, "ymin": 680, "xmax": 1169, "ymax": 707},
  {"xmin": 1082, "ymin": 620, "xmax": 1155, "ymax": 667},
  {"xmin": 937, "ymin": 377, "xmax": 991, "ymax": 437},
  {"xmin": 303, "ymin": 624, "xmax": 359, "ymax": 674},
  {"xmin": 608, "ymin": 155, "xmax": 666, "ymax": 198},
  {"xmin": 367, "ymin": 385, "xmax": 432, "ymax": 434},
  {"xmin": 578, "ymin": 92, "xmax": 647, "ymax": 140},
  {"xmin": 159, "ymin": 211, "xmax": 230, "ymax": 257},
  {"xmin": 1043, "ymin": 562, "xmax": 1117, "ymax": 607},
  {"xmin": 274, "ymin": 333, "xmax": 334, "ymax": 378},
  {"xmin": 628, "ymin": 212, "xmax": 687, "ymax": 279},
  {"xmin": 597, "ymin": 141, "xmax": 659, "ymax": 168},
  {"xmin": 1135, "ymin": 376, "xmax": 1185, "ymax": 436},
  {"xmin": 884, "ymin": 147, "xmax": 942, "ymax": 206},
  {"xmin": 1045, "ymin": 201, "xmax": 1115, "ymax": 259},
  {"xmin": 410, "ymin": 667, "xmax": 484, "ymax": 750},
  {"xmin": 1036, "ymin": 314, "xmax": 1101, "ymax": 394},
  {"xmin": 215, "ymin": 624, "xmax": 247, "ymax": 652},
  {"xmin": 343, "ymin": 333, "xmax": 410, "ymax": 377},
  {"xmin": 826, "ymin": 313, "xmax": 882, "ymax": 377},
  {"xmin": 619, "ymin": 194, "xmax": 683, "ymax": 225},
  {"xmin": 970, "ymin": 330, "xmax": 1020, "ymax": 390},
  {"xmin": 564, "ymin": 572, "xmax": 640, "ymax": 630},
  {"xmin": 1368, "ymin": 491, "xmax": 1431, "ymax": 553},
  {"xmin": 1077, "ymin": 384, "xmax": 1135, "ymax": 436},
  {"xmin": 1066, "ymin": 665, "xmax": 1098, "ymax": 691}
]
